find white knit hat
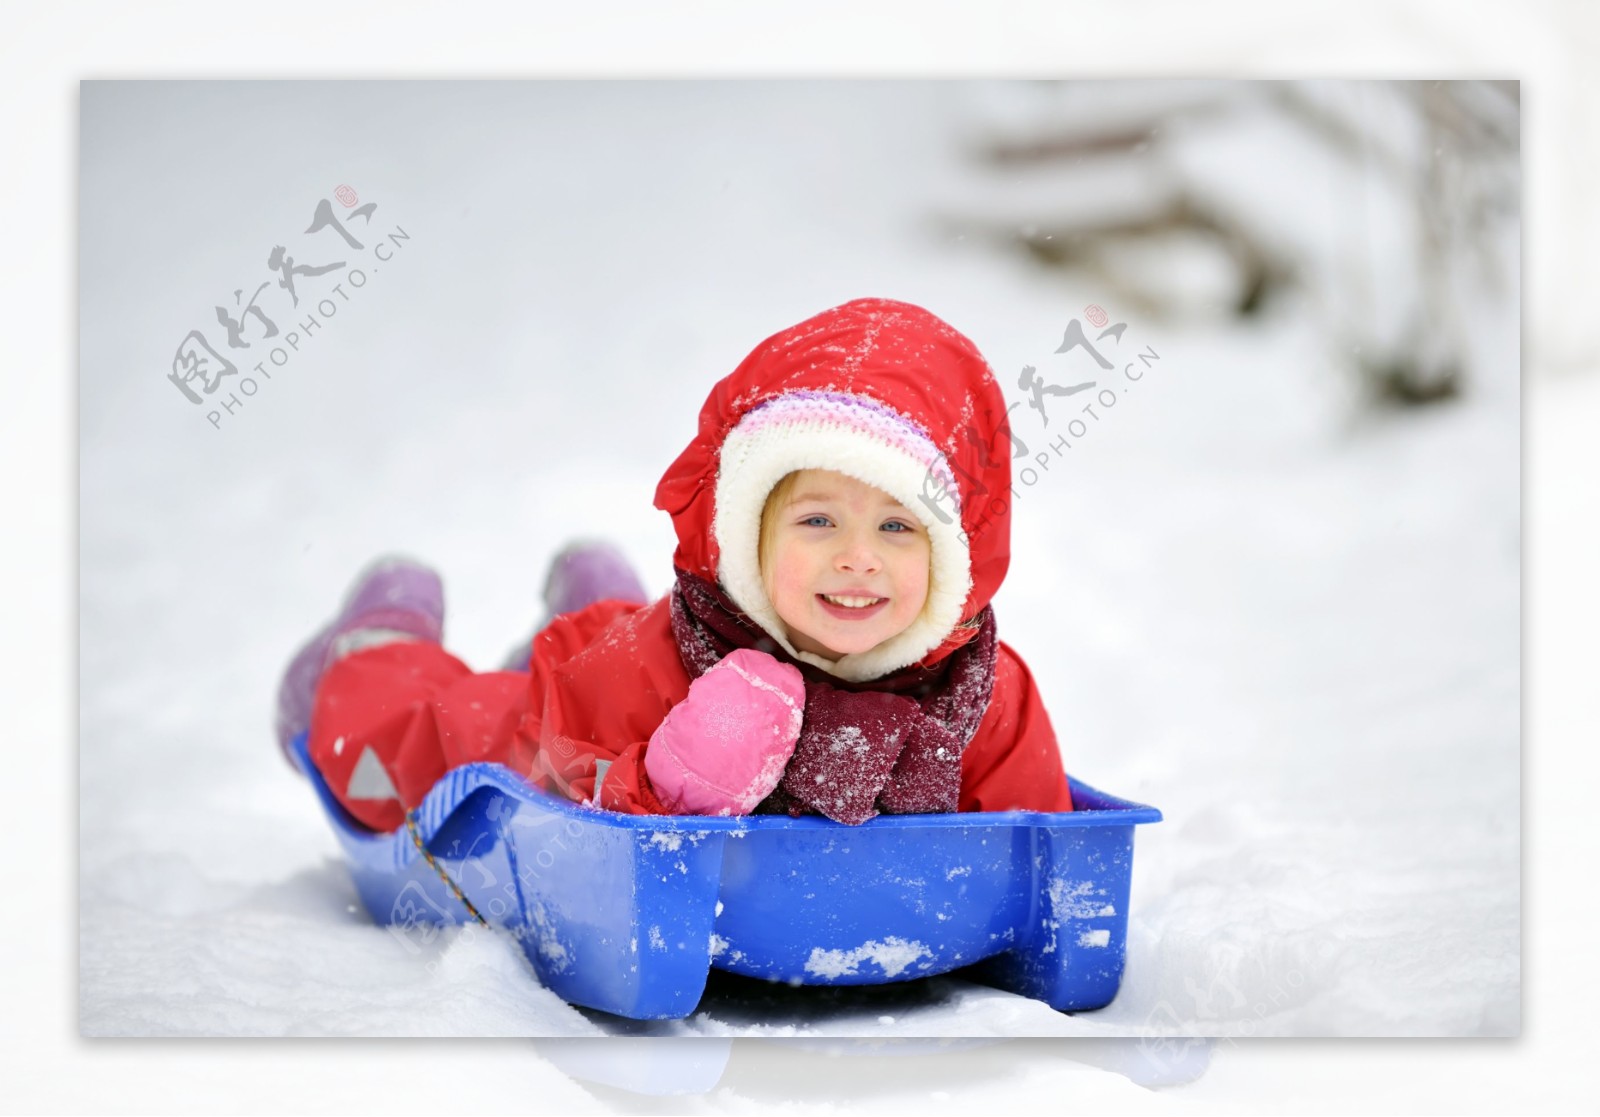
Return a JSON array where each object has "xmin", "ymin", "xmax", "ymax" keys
[{"xmin": 713, "ymin": 390, "xmax": 973, "ymax": 682}]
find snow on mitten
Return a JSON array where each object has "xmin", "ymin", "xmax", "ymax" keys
[
  {"xmin": 777, "ymin": 683, "xmax": 920, "ymax": 825},
  {"xmin": 875, "ymin": 716, "xmax": 964, "ymax": 815},
  {"xmin": 644, "ymin": 648, "xmax": 805, "ymax": 815}
]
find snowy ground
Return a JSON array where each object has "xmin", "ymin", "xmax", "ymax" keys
[{"xmin": 79, "ymin": 81, "xmax": 1519, "ymax": 1095}]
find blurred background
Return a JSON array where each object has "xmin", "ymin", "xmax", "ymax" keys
[{"xmin": 79, "ymin": 80, "xmax": 1519, "ymax": 1054}]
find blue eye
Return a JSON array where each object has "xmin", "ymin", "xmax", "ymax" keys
[{"xmin": 796, "ymin": 515, "xmax": 917, "ymax": 533}]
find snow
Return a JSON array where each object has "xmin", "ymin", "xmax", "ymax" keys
[
  {"xmin": 804, "ymin": 937, "xmax": 936, "ymax": 980},
  {"xmin": 75, "ymin": 76, "xmax": 1525, "ymax": 1100},
  {"xmin": 1047, "ymin": 879, "xmax": 1118, "ymax": 920}
]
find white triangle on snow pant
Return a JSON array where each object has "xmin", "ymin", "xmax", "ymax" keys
[{"xmin": 347, "ymin": 744, "xmax": 400, "ymax": 801}]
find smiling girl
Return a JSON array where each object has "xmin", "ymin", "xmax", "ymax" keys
[
  {"xmin": 280, "ymin": 298, "xmax": 1074, "ymax": 828},
  {"xmin": 759, "ymin": 468, "xmax": 931, "ymax": 661}
]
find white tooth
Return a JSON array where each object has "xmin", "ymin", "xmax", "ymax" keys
[{"xmin": 823, "ymin": 594, "xmax": 882, "ymax": 608}]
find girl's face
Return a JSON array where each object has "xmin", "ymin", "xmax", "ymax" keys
[{"xmin": 762, "ymin": 469, "xmax": 931, "ymax": 660}]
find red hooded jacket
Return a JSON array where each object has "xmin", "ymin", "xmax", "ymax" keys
[{"xmin": 308, "ymin": 298, "xmax": 1073, "ymax": 831}]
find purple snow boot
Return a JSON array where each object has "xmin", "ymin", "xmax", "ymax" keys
[
  {"xmin": 274, "ymin": 555, "xmax": 445, "ymax": 769},
  {"xmin": 500, "ymin": 539, "xmax": 649, "ymax": 670}
]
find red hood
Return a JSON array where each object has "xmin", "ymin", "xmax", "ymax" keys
[{"xmin": 653, "ymin": 297, "xmax": 1014, "ymax": 670}]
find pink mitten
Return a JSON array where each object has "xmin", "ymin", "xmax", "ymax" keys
[{"xmin": 644, "ymin": 648, "xmax": 806, "ymax": 815}]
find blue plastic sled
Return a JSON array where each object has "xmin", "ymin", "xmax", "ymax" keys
[{"xmin": 290, "ymin": 731, "xmax": 1160, "ymax": 1020}]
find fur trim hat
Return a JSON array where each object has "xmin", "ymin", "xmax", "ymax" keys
[{"xmin": 713, "ymin": 389, "xmax": 969, "ymax": 682}]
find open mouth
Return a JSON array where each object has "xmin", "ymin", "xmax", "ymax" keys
[{"xmin": 816, "ymin": 593, "xmax": 889, "ymax": 620}]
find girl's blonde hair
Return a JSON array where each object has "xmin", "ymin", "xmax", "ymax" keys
[{"xmin": 758, "ymin": 470, "xmax": 805, "ymax": 595}]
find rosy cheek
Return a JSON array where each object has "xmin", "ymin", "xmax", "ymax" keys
[{"xmin": 770, "ymin": 558, "xmax": 811, "ymax": 614}]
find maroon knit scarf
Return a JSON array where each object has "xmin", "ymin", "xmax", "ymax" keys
[{"xmin": 668, "ymin": 569, "xmax": 998, "ymax": 824}]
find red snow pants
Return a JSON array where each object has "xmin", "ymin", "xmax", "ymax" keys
[{"xmin": 307, "ymin": 641, "xmax": 532, "ymax": 832}]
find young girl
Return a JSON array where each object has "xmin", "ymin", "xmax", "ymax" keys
[{"xmin": 275, "ymin": 297, "xmax": 1074, "ymax": 831}]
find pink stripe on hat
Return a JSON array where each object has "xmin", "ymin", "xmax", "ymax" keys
[{"xmin": 736, "ymin": 391, "xmax": 959, "ymax": 506}]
